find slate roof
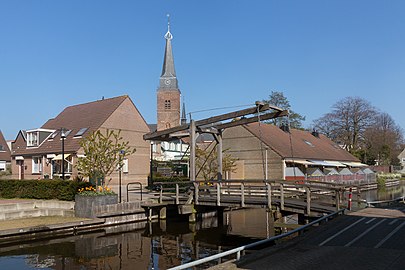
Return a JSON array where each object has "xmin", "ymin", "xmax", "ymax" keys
[
  {"xmin": 243, "ymin": 123, "xmax": 359, "ymax": 162},
  {"xmin": 12, "ymin": 96, "xmax": 128, "ymax": 156},
  {"xmin": 0, "ymin": 130, "xmax": 11, "ymax": 161}
]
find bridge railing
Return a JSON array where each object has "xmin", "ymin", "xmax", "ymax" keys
[{"xmin": 152, "ymin": 179, "xmax": 357, "ymax": 213}]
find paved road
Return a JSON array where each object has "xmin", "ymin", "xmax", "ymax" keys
[{"xmin": 213, "ymin": 204, "xmax": 405, "ymax": 270}]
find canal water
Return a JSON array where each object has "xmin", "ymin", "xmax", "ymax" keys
[
  {"xmin": 0, "ymin": 208, "xmax": 279, "ymax": 270},
  {"xmin": 0, "ymin": 182, "xmax": 403, "ymax": 270}
]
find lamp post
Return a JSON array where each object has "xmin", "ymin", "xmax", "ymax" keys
[{"xmin": 60, "ymin": 128, "xmax": 67, "ymax": 180}]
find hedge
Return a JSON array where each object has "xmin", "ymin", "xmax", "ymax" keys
[{"xmin": 0, "ymin": 179, "xmax": 93, "ymax": 201}]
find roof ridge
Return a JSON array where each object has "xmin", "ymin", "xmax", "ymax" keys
[{"xmin": 64, "ymin": 95, "xmax": 128, "ymax": 110}]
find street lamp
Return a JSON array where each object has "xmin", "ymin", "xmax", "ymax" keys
[{"xmin": 60, "ymin": 128, "xmax": 67, "ymax": 180}]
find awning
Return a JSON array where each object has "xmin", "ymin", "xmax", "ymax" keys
[
  {"xmin": 308, "ymin": 160, "xmax": 335, "ymax": 166},
  {"xmin": 53, "ymin": 154, "xmax": 71, "ymax": 160},
  {"xmin": 342, "ymin": 162, "xmax": 368, "ymax": 167},
  {"xmin": 323, "ymin": 161, "xmax": 346, "ymax": 167},
  {"xmin": 284, "ymin": 158, "xmax": 313, "ymax": 165}
]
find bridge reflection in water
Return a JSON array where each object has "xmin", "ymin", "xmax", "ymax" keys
[{"xmin": 0, "ymin": 208, "xmax": 296, "ymax": 270}]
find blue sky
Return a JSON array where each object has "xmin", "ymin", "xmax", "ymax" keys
[{"xmin": 1, "ymin": 1, "xmax": 404, "ymax": 140}]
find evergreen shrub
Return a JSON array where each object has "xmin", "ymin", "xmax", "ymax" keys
[{"xmin": 0, "ymin": 179, "xmax": 93, "ymax": 201}]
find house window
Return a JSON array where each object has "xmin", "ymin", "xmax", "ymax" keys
[
  {"xmin": 27, "ymin": 132, "xmax": 38, "ymax": 147},
  {"xmin": 32, "ymin": 156, "xmax": 42, "ymax": 174},
  {"xmin": 0, "ymin": 144, "xmax": 4, "ymax": 151},
  {"xmin": 164, "ymin": 100, "xmax": 171, "ymax": 110},
  {"xmin": 122, "ymin": 158, "xmax": 129, "ymax": 173}
]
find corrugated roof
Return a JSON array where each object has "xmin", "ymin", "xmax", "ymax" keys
[
  {"xmin": 12, "ymin": 96, "xmax": 128, "ymax": 156},
  {"xmin": 243, "ymin": 123, "xmax": 359, "ymax": 162}
]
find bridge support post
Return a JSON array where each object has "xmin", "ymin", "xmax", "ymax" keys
[
  {"xmin": 159, "ymin": 207, "xmax": 167, "ymax": 220},
  {"xmin": 194, "ymin": 182, "xmax": 199, "ymax": 204},
  {"xmin": 241, "ymin": 183, "xmax": 245, "ymax": 207},
  {"xmin": 217, "ymin": 183, "xmax": 221, "ymax": 206},
  {"xmin": 335, "ymin": 190, "xmax": 340, "ymax": 211},
  {"xmin": 305, "ymin": 186, "xmax": 311, "ymax": 216},
  {"xmin": 280, "ymin": 183, "xmax": 285, "ymax": 211},
  {"xmin": 266, "ymin": 182, "xmax": 272, "ymax": 210}
]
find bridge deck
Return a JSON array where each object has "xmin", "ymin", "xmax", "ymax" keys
[{"xmin": 216, "ymin": 204, "xmax": 405, "ymax": 270}]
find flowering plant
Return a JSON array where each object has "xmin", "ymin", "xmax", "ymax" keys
[{"xmin": 77, "ymin": 185, "xmax": 115, "ymax": 196}]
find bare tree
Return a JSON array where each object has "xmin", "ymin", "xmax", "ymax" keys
[
  {"xmin": 313, "ymin": 97, "xmax": 377, "ymax": 153},
  {"xmin": 363, "ymin": 112, "xmax": 404, "ymax": 165}
]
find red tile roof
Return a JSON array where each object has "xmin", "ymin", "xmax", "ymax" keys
[
  {"xmin": 243, "ymin": 123, "xmax": 359, "ymax": 162},
  {"xmin": 12, "ymin": 96, "xmax": 128, "ymax": 156}
]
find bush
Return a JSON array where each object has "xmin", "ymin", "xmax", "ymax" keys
[{"xmin": 0, "ymin": 179, "xmax": 93, "ymax": 201}]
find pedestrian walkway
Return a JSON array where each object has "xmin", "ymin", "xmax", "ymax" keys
[{"xmin": 211, "ymin": 204, "xmax": 405, "ymax": 270}]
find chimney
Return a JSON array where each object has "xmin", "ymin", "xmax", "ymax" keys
[
  {"xmin": 311, "ymin": 129, "xmax": 320, "ymax": 138},
  {"xmin": 280, "ymin": 123, "xmax": 290, "ymax": 133}
]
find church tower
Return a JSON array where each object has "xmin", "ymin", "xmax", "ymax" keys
[{"xmin": 157, "ymin": 16, "xmax": 181, "ymax": 131}]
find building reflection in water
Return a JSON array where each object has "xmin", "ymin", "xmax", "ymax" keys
[{"xmin": 0, "ymin": 208, "xmax": 296, "ymax": 270}]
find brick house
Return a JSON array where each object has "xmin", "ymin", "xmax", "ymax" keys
[
  {"xmin": 222, "ymin": 123, "xmax": 364, "ymax": 180},
  {"xmin": 0, "ymin": 130, "xmax": 11, "ymax": 172},
  {"xmin": 10, "ymin": 95, "xmax": 150, "ymax": 185}
]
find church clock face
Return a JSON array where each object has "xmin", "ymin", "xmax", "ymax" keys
[{"xmin": 165, "ymin": 79, "xmax": 171, "ymax": 86}]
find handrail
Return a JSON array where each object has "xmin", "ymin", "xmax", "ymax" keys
[
  {"xmin": 168, "ymin": 209, "xmax": 346, "ymax": 270},
  {"xmin": 126, "ymin": 182, "xmax": 143, "ymax": 202},
  {"xmin": 366, "ymin": 196, "xmax": 405, "ymax": 206}
]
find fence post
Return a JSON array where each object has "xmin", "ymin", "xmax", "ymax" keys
[
  {"xmin": 217, "ymin": 182, "xmax": 221, "ymax": 206},
  {"xmin": 280, "ymin": 183, "xmax": 285, "ymax": 211},
  {"xmin": 347, "ymin": 187, "xmax": 352, "ymax": 210},
  {"xmin": 241, "ymin": 182, "xmax": 245, "ymax": 207},
  {"xmin": 176, "ymin": 184, "xmax": 179, "ymax": 205},
  {"xmin": 305, "ymin": 186, "xmax": 311, "ymax": 216},
  {"xmin": 266, "ymin": 182, "xmax": 272, "ymax": 210}
]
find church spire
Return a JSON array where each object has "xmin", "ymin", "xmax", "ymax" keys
[
  {"xmin": 160, "ymin": 14, "xmax": 178, "ymax": 88},
  {"xmin": 181, "ymin": 101, "xmax": 187, "ymax": 125}
]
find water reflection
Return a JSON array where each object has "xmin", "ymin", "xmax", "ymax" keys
[
  {"xmin": 0, "ymin": 208, "xmax": 281, "ymax": 270},
  {"xmin": 361, "ymin": 182, "xmax": 405, "ymax": 202}
]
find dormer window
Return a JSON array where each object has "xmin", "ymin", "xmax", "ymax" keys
[
  {"xmin": 27, "ymin": 132, "xmax": 38, "ymax": 147},
  {"xmin": 165, "ymin": 100, "xmax": 171, "ymax": 110},
  {"xmin": 26, "ymin": 129, "xmax": 54, "ymax": 147}
]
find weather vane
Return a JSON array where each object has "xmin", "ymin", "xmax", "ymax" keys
[{"xmin": 165, "ymin": 13, "xmax": 173, "ymax": 40}]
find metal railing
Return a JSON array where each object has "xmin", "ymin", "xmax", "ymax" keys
[
  {"xmin": 126, "ymin": 182, "xmax": 143, "ymax": 202},
  {"xmin": 168, "ymin": 208, "xmax": 346, "ymax": 270}
]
